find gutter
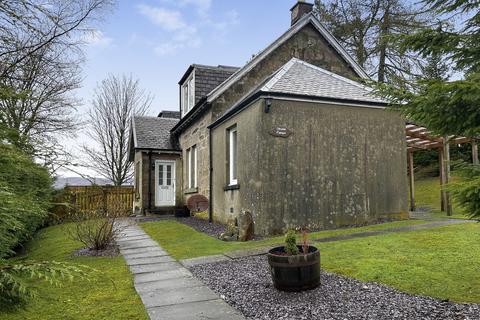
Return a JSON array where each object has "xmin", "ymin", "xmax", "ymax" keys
[
  {"xmin": 147, "ymin": 151, "xmax": 152, "ymax": 214},
  {"xmin": 208, "ymin": 126, "xmax": 213, "ymax": 223},
  {"xmin": 209, "ymin": 91, "xmax": 389, "ymax": 130}
]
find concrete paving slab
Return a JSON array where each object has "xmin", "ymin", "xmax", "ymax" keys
[
  {"xmin": 134, "ymin": 268, "xmax": 193, "ymax": 284},
  {"xmin": 118, "ymin": 239, "xmax": 159, "ymax": 249},
  {"xmin": 129, "ymin": 262, "xmax": 182, "ymax": 274},
  {"xmin": 116, "ymin": 218, "xmax": 245, "ymax": 320},
  {"xmin": 180, "ymin": 254, "xmax": 232, "ymax": 268},
  {"xmin": 121, "ymin": 246, "xmax": 168, "ymax": 256},
  {"xmin": 139, "ymin": 285, "xmax": 218, "ymax": 308},
  {"xmin": 126, "ymin": 256, "xmax": 175, "ymax": 266},
  {"xmin": 123, "ymin": 250, "xmax": 169, "ymax": 260},
  {"xmin": 135, "ymin": 277, "xmax": 203, "ymax": 294},
  {"xmin": 147, "ymin": 299, "xmax": 245, "ymax": 320},
  {"xmin": 116, "ymin": 235, "xmax": 151, "ymax": 242}
]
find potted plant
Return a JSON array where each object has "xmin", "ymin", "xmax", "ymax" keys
[{"xmin": 267, "ymin": 229, "xmax": 320, "ymax": 291}]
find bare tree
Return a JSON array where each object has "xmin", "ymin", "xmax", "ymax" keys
[
  {"xmin": 0, "ymin": 0, "xmax": 114, "ymax": 172},
  {"xmin": 0, "ymin": 0, "xmax": 114, "ymax": 78},
  {"xmin": 83, "ymin": 74, "xmax": 151, "ymax": 185}
]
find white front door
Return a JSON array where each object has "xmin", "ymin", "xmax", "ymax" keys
[{"xmin": 155, "ymin": 161, "xmax": 175, "ymax": 207}]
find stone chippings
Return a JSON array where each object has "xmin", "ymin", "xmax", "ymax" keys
[
  {"xmin": 176, "ymin": 217, "xmax": 226, "ymax": 238},
  {"xmin": 189, "ymin": 255, "xmax": 480, "ymax": 320}
]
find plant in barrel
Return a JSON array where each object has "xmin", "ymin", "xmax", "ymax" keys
[{"xmin": 267, "ymin": 228, "xmax": 320, "ymax": 291}]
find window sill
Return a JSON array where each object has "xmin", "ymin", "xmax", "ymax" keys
[
  {"xmin": 224, "ymin": 184, "xmax": 240, "ymax": 191},
  {"xmin": 184, "ymin": 187, "xmax": 198, "ymax": 195}
]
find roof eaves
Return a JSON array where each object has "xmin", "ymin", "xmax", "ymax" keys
[{"xmin": 206, "ymin": 13, "xmax": 369, "ymax": 103}]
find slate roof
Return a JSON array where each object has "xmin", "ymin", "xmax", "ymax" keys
[
  {"xmin": 131, "ymin": 116, "xmax": 180, "ymax": 150},
  {"xmin": 157, "ymin": 110, "xmax": 180, "ymax": 119},
  {"xmin": 193, "ymin": 65, "xmax": 239, "ymax": 103},
  {"xmin": 210, "ymin": 58, "xmax": 387, "ymax": 129},
  {"xmin": 261, "ymin": 58, "xmax": 385, "ymax": 103}
]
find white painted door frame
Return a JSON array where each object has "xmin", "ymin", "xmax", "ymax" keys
[{"xmin": 154, "ymin": 160, "xmax": 176, "ymax": 207}]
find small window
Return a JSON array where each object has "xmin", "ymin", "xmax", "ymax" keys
[
  {"xmin": 187, "ymin": 145, "xmax": 197, "ymax": 188},
  {"xmin": 181, "ymin": 72, "xmax": 195, "ymax": 116},
  {"xmin": 227, "ymin": 126, "xmax": 237, "ymax": 186}
]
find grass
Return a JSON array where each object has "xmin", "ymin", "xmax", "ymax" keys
[
  {"xmin": 319, "ymin": 222, "xmax": 480, "ymax": 303},
  {"xmin": 0, "ymin": 223, "xmax": 147, "ymax": 320},
  {"xmin": 141, "ymin": 219, "xmax": 426, "ymax": 260},
  {"xmin": 415, "ymin": 177, "xmax": 470, "ymax": 219}
]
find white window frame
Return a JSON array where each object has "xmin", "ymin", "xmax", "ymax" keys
[
  {"xmin": 228, "ymin": 126, "xmax": 237, "ymax": 186},
  {"xmin": 181, "ymin": 71, "xmax": 195, "ymax": 117},
  {"xmin": 187, "ymin": 145, "xmax": 197, "ymax": 188}
]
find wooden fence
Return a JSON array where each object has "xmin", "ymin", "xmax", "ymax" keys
[{"xmin": 53, "ymin": 186, "xmax": 134, "ymax": 220}]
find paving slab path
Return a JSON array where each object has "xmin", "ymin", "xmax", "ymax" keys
[{"xmin": 115, "ymin": 220, "xmax": 245, "ymax": 320}]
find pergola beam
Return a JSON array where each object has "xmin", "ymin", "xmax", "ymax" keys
[{"xmin": 405, "ymin": 123, "xmax": 471, "ymax": 216}]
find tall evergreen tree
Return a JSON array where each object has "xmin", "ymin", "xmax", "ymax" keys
[{"xmin": 314, "ymin": 0, "xmax": 433, "ymax": 84}]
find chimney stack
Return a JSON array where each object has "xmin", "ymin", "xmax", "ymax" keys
[{"xmin": 290, "ymin": 1, "xmax": 314, "ymax": 26}]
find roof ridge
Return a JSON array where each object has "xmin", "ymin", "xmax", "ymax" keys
[{"xmin": 261, "ymin": 58, "xmax": 299, "ymax": 91}]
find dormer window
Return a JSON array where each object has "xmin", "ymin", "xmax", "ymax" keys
[{"xmin": 181, "ymin": 71, "xmax": 195, "ymax": 116}]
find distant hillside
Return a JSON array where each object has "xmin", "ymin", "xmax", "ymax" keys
[{"xmin": 53, "ymin": 177, "xmax": 113, "ymax": 189}]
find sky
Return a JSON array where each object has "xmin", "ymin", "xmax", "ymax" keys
[{"xmin": 63, "ymin": 0, "xmax": 299, "ymax": 177}]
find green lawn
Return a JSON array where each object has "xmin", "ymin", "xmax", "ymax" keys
[
  {"xmin": 141, "ymin": 219, "xmax": 426, "ymax": 260},
  {"xmin": 0, "ymin": 224, "xmax": 147, "ymax": 320},
  {"xmin": 143, "ymin": 219, "xmax": 480, "ymax": 303},
  {"xmin": 415, "ymin": 177, "xmax": 470, "ymax": 219},
  {"xmin": 319, "ymin": 222, "xmax": 480, "ymax": 303}
]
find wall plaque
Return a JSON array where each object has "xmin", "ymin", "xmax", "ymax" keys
[{"xmin": 269, "ymin": 127, "xmax": 292, "ymax": 138}]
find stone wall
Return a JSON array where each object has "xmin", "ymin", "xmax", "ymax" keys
[
  {"xmin": 210, "ymin": 23, "xmax": 359, "ymax": 121},
  {"xmin": 178, "ymin": 111, "xmax": 212, "ymax": 202},
  {"xmin": 211, "ymin": 98, "xmax": 409, "ymax": 235}
]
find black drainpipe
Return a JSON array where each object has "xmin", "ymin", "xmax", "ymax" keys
[
  {"xmin": 148, "ymin": 151, "xmax": 152, "ymax": 213},
  {"xmin": 208, "ymin": 126, "xmax": 213, "ymax": 223}
]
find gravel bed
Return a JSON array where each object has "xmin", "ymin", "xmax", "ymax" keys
[
  {"xmin": 176, "ymin": 217, "xmax": 226, "ymax": 238},
  {"xmin": 190, "ymin": 255, "xmax": 480, "ymax": 320},
  {"xmin": 73, "ymin": 244, "xmax": 119, "ymax": 257}
]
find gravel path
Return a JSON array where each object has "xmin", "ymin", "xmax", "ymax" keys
[
  {"xmin": 189, "ymin": 255, "xmax": 480, "ymax": 320},
  {"xmin": 176, "ymin": 217, "xmax": 226, "ymax": 238}
]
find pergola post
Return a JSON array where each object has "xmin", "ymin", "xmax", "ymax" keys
[
  {"xmin": 442, "ymin": 136, "xmax": 453, "ymax": 216},
  {"xmin": 407, "ymin": 151, "xmax": 415, "ymax": 211},
  {"xmin": 472, "ymin": 141, "xmax": 479, "ymax": 165},
  {"xmin": 439, "ymin": 147, "xmax": 446, "ymax": 211}
]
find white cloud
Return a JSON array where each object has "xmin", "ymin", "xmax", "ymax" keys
[
  {"xmin": 178, "ymin": 0, "xmax": 211, "ymax": 16},
  {"xmin": 138, "ymin": 1, "xmax": 239, "ymax": 56},
  {"xmin": 137, "ymin": 5, "xmax": 186, "ymax": 31},
  {"xmin": 84, "ymin": 30, "xmax": 113, "ymax": 47}
]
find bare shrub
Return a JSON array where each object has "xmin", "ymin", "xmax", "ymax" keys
[{"xmin": 69, "ymin": 205, "xmax": 126, "ymax": 251}]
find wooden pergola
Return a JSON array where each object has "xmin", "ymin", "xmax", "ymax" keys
[{"xmin": 406, "ymin": 123, "xmax": 479, "ymax": 215}]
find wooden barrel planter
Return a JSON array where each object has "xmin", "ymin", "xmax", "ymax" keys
[{"xmin": 267, "ymin": 245, "xmax": 320, "ymax": 292}]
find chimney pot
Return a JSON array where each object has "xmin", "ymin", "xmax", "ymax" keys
[{"xmin": 290, "ymin": 1, "xmax": 314, "ymax": 26}]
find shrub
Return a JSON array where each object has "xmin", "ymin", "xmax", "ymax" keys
[
  {"xmin": 285, "ymin": 230, "xmax": 299, "ymax": 255},
  {"xmin": 0, "ymin": 143, "xmax": 53, "ymax": 259},
  {"xmin": 69, "ymin": 206, "xmax": 125, "ymax": 251},
  {"xmin": 449, "ymin": 162, "xmax": 480, "ymax": 219}
]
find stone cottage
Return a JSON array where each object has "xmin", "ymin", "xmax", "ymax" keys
[{"xmin": 128, "ymin": 1, "xmax": 409, "ymax": 235}]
